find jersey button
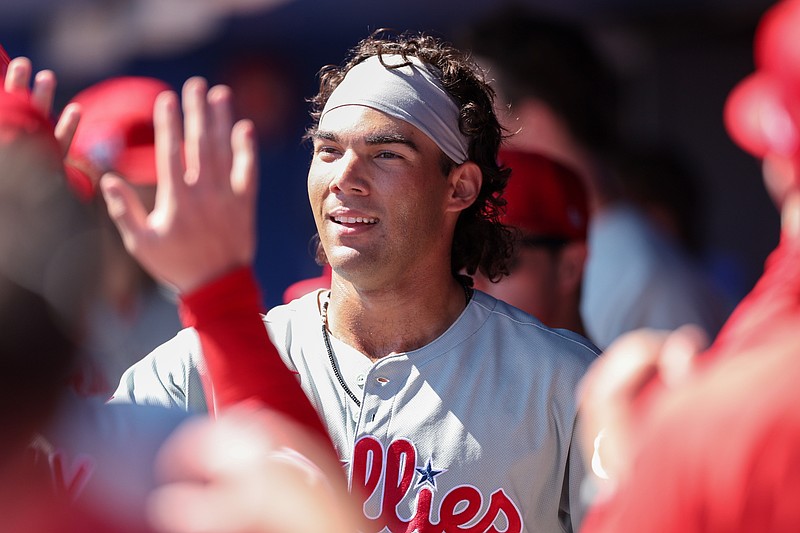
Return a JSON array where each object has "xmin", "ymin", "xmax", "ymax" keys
[
  {"xmin": 356, "ymin": 374, "xmax": 366, "ymax": 388},
  {"xmin": 350, "ymin": 404, "xmax": 360, "ymax": 423}
]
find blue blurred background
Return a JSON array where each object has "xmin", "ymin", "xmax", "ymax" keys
[{"xmin": 0, "ymin": 0, "xmax": 779, "ymax": 309}]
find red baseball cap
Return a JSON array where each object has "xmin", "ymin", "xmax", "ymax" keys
[
  {"xmin": 498, "ymin": 148, "xmax": 589, "ymax": 242},
  {"xmin": 66, "ymin": 76, "xmax": 172, "ymax": 193},
  {"xmin": 282, "ymin": 264, "xmax": 332, "ymax": 303}
]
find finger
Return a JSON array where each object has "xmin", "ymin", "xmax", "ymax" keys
[
  {"xmin": 578, "ymin": 329, "xmax": 667, "ymax": 409},
  {"xmin": 4, "ymin": 57, "xmax": 32, "ymax": 94},
  {"xmin": 658, "ymin": 324, "xmax": 708, "ymax": 388},
  {"xmin": 182, "ymin": 77, "xmax": 210, "ymax": 185},
  {"xmin": 154, "ymin": 417, "xmax": 220, "ymax": 484},
  {"xmin": 577, "ymin": 333, "xmax": 662, "ymax": 439},
  {"xmin": 55, "ymin": 103, "xmax": 81, "ymax": 157},
  {"xmin": 576, "ymin": 330, "xmax": 669, "ymax": 484},
  {"xmin": 154, "ymin": 90, "xmax": 185, "ymax": 211},
  {"xmin": 30, "ymin": 69, "xmax": 56, "ymax": 116},
  {"xmin": 99, "ymin": 173, "xmax": 150, "ymax": 256},
  {"xmin": 762, "ymin": 154, "xmax": 797, "ymax": 208},
  {"xmin": 154, "ymin": 412, "xmax": 280, "ymax": 484},
  {"xmin": 603, "ymin": 334, "xmax": 665, "ymax": 403},
  {"xmin": 208, "ymin": 84, "xmax": 234, "ymax": 181},
  {"xmin": 148, "ymin": 484, "xmax": 242, "ymax": 533},
  {"xmin": 230, "ymin": 119, "xmax": 258, "ymax": 198},
  {"xmin": 149, "ymin": 450, "xmax": 345, "ymax": 533}
]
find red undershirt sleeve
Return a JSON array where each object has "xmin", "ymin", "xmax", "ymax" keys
[{"xmin": 178, "ymin": 266, "xmax": 331, "ymax": 445}]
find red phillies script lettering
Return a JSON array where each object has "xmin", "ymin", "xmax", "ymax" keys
[
  {"xmin": 351, "ymin": 436, "xmax": 523, "ymax": 532},
  {"xmin": 51, "ymin": 450, "xmax": 95, "ymax": 501}
]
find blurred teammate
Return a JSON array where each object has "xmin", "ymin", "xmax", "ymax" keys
[
  {"xmin": 473, "ymin": 148, "xmax": 589, "ymax": 336},
  {"xmin": 462, "ymin": 8, "xmax": 731, "ymax": 349},
  {"xmin": 66, "ymin": 76, "xmax": 182, "ymax": 393},
  {"xmin": 0, "ymin": 53, "xmax": 131, "ymax": 532},
  {"xmin": 578, "ymin": 2, "xmax": 800, "ymax": 530}
]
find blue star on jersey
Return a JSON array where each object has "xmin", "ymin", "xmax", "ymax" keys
[{"xmin": 416, "ymin": 459, "xmax": 446, "ymax": 489}]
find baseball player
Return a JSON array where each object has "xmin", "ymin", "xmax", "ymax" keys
[
  {"xmin": 472, "ymin": 148, "xmax": 590, "ymax": 337},
  {"xmin": 109, "ymin": 31, "xmax": 599, "ymax": 532},
  {"xmin": 64, "ymin": 76, "xmax": 186, "ymax": 395},
  {"xmin": 462, "ymin": 9, "xmax": 732, "ymax": 351},
  {"xmin": 578, "ymin": 2, "xmax": 800, "ymax": 530},
  {"xmin": 0, "ymin": 52, "xmax": 191, "ymax": 532}
]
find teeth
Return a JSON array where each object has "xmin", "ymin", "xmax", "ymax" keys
[{"xmin": 334, "ymin": 215, "xmax": 377, "ymax": 224}]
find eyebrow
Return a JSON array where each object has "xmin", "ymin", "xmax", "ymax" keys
[
  {"xmin": 310, "ymin": 130, "xmax": 337, "ymax": 142},
  {"xmin": 311, "ymin": 130, "xmax": 420, "ymax": 152},
  {"xmin": 365, "ymin": 133, "xmax": 419, "ymax": 152}
]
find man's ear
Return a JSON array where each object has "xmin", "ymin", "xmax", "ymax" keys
[
  {"xmin": 446, "ymin": 161, "xmax": 482, "ymax": 213},
  {"xmin": 557, "ymin": 241, "xmax": 588, "ymax": 294}
]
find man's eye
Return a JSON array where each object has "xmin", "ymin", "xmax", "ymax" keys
[
  {"xmin": 376, "ymin": 151, "xmax": 400, "ymax": 159},
  {"xmin": 316, "ymin": 146, "xmax": 339, "ymax": 156}
]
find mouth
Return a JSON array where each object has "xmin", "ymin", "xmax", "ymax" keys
[{"xmin": 331, "ymin": 215, "xmax": 379, "ymax": 225}]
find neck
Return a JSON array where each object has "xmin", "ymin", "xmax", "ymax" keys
[
  {"xmin": 323, "ymin": 273, "xmax": 470, "ymax": 361},
  {"xmin": 552, "ymin": 294, "xmax": 587, "ymax": 339},
  {"xmin": 556, "ymin": 309, "xmax": 587, "ymax": 339}
]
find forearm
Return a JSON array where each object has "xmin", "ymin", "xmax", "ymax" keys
[{"xmin": 178, "ymin": 266, "xmax": 331, "ymax": 445}]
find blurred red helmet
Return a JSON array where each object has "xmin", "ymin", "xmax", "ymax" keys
[
  {"xmin": 755, "ymin": 0, "xmax": 800, "ymax": 88},
  {"xmin": 498, "ymin": 149, "xmax": 589, "ymax": 242},
  {"xmin": 66, "ymin": 76, "xmax": 172, "ymax": 194}
]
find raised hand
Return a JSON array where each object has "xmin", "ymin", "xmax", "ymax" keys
[
  {"xmin": 99, "ymin": 77, "xmax": 258, "ymax": 294},
  {"xmin": 577, "ymin": 325, "xmax": 708, "ymax": 492},
  {"xmin": 3, "ymin": 56, "xmax": 80, "ymax": 156},
  {"xmin": 147, "ymin": 407, "xmax": 363, "ymax": 533}
]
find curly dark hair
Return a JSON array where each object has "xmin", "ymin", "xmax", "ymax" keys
[{"xmin": 306, "ymin": 30, "xmax": 515, "ymax": 282}]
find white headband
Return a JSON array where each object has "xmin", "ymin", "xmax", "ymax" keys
[{"xmin": 320, "ymin": 54, "xmax": 469, "ymax": 164}]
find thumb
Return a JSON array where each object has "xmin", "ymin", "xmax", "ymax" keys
[
  {"xmin": 782, "ymin": 189, "xmax": 800, "ymax": 238},
  {"xmin": 99, "ymin": 173, "xmax": 149, "ymax": 254}
]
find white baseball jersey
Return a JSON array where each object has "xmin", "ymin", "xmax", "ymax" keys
[
  {"xmin": 583, "ymin": 204, "xmax": 730, "ymax": 349},
  {"xmin": 112, "ymin": 289, "xmax": 599, "ymax": 532}
]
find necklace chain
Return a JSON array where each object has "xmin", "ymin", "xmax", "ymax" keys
[
  {"xmin": 321, "ymin": 296, "xmax": 362, "ymax": 407},
  {"xmin": 320, "ymin": 284, "xmax": 473, "ymax": 408}
]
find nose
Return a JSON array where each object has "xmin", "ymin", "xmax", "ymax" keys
[{"xmin": 329, "ymin": 151, "xmax": 369, "ymax": 195}]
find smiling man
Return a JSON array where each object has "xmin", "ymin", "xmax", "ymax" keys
[{"xmin": 113, "ymin": 32, "xmax": 599, "ymax": 532}]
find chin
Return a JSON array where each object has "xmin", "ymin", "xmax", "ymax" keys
[{"xmin": 327, "ymin": 248, "xmax": 372, "ymax": 275}]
